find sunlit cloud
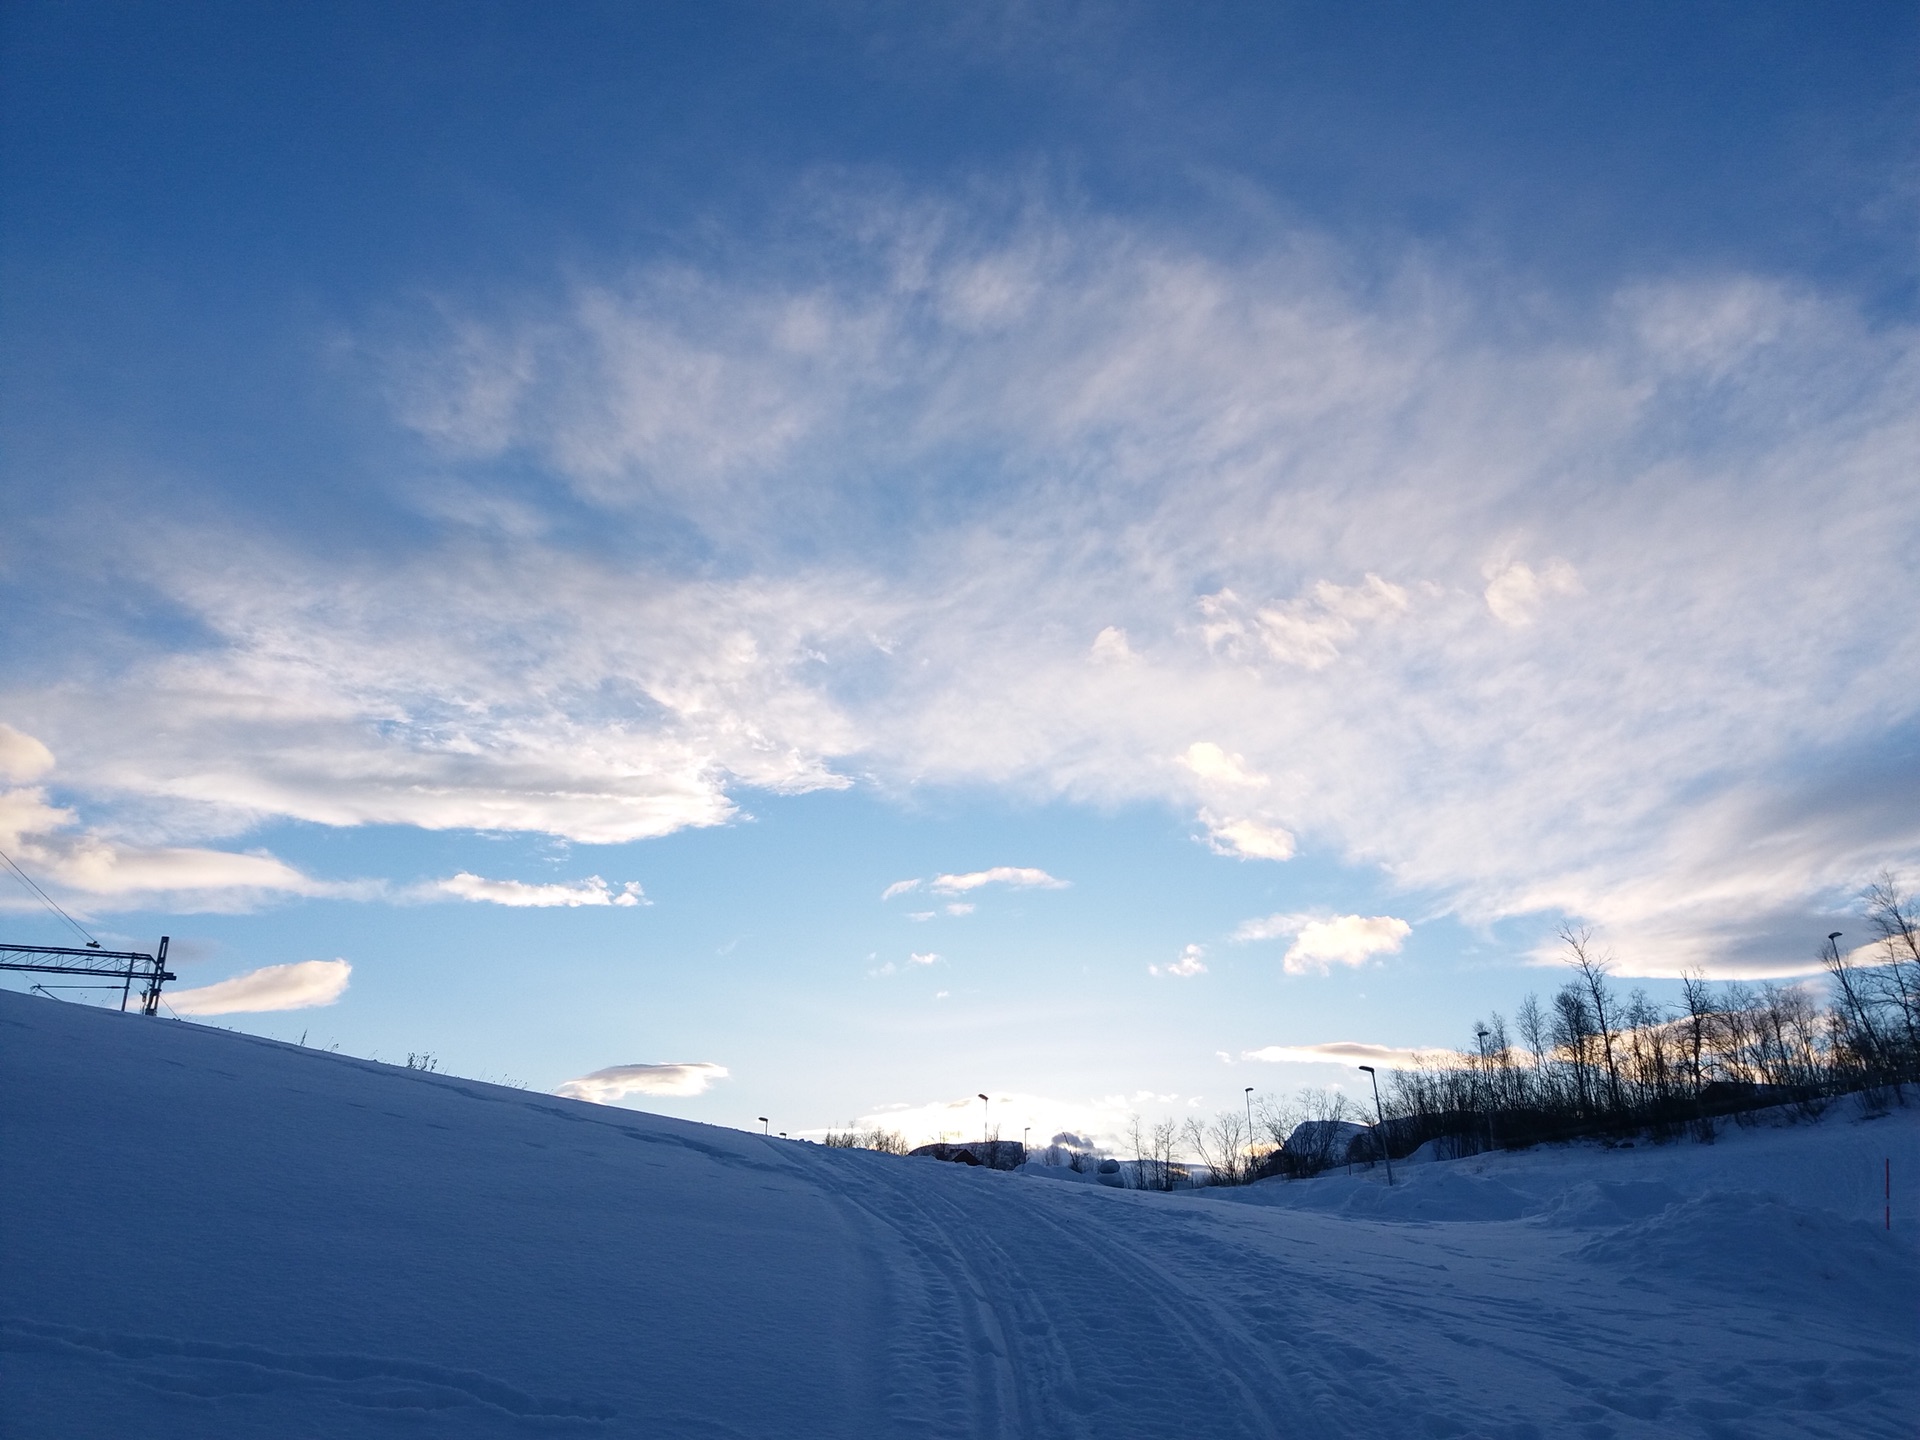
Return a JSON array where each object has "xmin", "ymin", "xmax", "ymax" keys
[
  {"xmin": 1149, "ymin": 943, "xmax": 1207, "ymax": 978},
  {"xmin": 929, "ymin": 867, "xmax": 1068, "ymax": 894},
  {"xmin": 881, "ymin": 878, "xmax": 922, "ymax": 901},
  {"xmin": 167, "ymin": 959, "xmax": 351, "ymax": 1015},
  {"xmin": 554, "ymin": 1061, "xmax": 729, "ymax": 1102},
  {"xmin": 0, "ymin": 724, "xmax": 54, "ymax": 783},
  {"xmin": 1242, "ymin": 1040, "xmax": 1432, "ymax": 1069},
  {"xmin": 1483, "ymin": 558, "xmax": 1580, "ymax": 627},
  {"xmin": 1179, "ymin": 742, "xmax": 1265, "ymax": 788},
  {"xmin": 435, "ymin": 872, "xmax": 647, "ymax": 908},
  {"xmin": 0, "ymin": 765, "xmax": 340, "ymax": 913},
  {"xmin": 1234, "ymin": 912, "xmax": 1412, "ymax": 974},
  {"xmin": 6, "ymin": 194, "xmax": 1916, "ymax": 973},
  {"xmin": 1198, "ymin": 812, "xmax": 1296, "ymax": 862}
]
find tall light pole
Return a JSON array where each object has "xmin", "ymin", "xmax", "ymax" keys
[
  {"xmin": 1357, "ymin": 1065, "xmax": 1394, "ymax": 1186},
  {"xmin": 1827, "ymin": 931, "xmax": 1844, "ymax": 965},
  {"xmin": 758, "ymin": 1116, "xmax": 769, "ymax": 1136},
  {"xmin": 979, "ymin": 1093, "xmax": 990, "ymax": 1147},
  {"xmin": 1244, "ymin": 1087, "xmax": 1256, "ymax": 1179}
]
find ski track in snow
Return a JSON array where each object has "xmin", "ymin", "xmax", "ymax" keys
[{"xmin": 2, "ymin": 990, "xmax": 1915, "ymax": 1439}]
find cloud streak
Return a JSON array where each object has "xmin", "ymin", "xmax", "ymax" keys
[
  {"xmin": 929, "ymin": 867, "xmax": 1068, "ymax": 895},
  {"xmin": 435, "ymin": 873, "xmax": 647, "ymax": 908},
  {"xmin": 166, "ymin": 959, "xmax": 352, "ymax": 1015},
  {"xmin": 1242, "ymin": 1041, "xmax": 1432, "ymax": 1070},
  {"xmin": 555, "ymin": 1062, "xmax": 729, "ymax": 1102}
]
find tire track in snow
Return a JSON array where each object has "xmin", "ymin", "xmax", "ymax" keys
[{"xmin": 772, "ymin": 1147, "xmax": 1331, "ymax": 1440}]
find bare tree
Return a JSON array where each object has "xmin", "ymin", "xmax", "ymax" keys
[
  {"xmin": 1563, "ymin": 925, "xmax": 1625, "ymax": 1116},
  {"xmin": 1183, "ymin": 1110, "xmax": 1251, "ymax": 1186},
  {"xmin": 1864, "ymin": 873, "xmax": 1920, "ymax": 1065}
]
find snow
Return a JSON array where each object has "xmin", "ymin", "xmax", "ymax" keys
[{"xmin": 3, "ymin": 990, "xmax": 1915, "ymax": 1438}]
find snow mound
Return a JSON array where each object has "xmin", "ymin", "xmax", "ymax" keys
[
  {"xmin": 1577, "ymin": 1190, "xmax": 1919, "ymax": 1320},
  {"xmin": 1535, "ymin": 1178, "xmax": 1687, "ymax": 1228}
]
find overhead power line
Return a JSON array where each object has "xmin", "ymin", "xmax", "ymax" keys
[{"xmin": 0, "ymin": 843, "xmax": 99, "ymax": 948}]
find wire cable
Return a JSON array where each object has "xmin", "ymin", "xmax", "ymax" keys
[{"xmin": 0, "ymin": 843, "xmax": 99, "ymax": 947}]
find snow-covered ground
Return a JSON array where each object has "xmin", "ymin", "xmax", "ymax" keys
[{"xmin": 3, "ymin": 990, "xmax": 1915, "ymax": 1439}]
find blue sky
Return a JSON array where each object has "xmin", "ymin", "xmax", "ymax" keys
[{"xmin": 3, "ymin": 2, "xmax": 1916, "ymax": 1146}]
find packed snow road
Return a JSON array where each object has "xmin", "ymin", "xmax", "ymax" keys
[{"xmin": 3, "ymin": 990, "xmax": 1914, "ymax": 1438}]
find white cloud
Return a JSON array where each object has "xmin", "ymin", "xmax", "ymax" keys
[
  {"xmin": 0, "ymin": 784, "xmax": 338, "ymax": 912},
  {"xmin": 1090, "ymin": 626, "xmax": 1135, "ymax": 664},
  {"xmin": 944, "ymin": 902, "xmax": 974, "ymax": 916},
  {"xmin": 1242, "ymin": 1040, "xmax": 1432, "ymax": 1070},
  {"xmin": 909, "ymin": 951, "xmax": 940, "ymax": 966},
  {"xmin": 881, "ymin": 878, "xmax": 923, "ymax": 901},
  {"xmin": 554, "ymin": 1062, "xmax": 728, "ymax": 1103},
  {"xmin": 7, "ymin": 197, "xmax": 1918, "ymax": 973},
  {"xmin": 167, "ymin": 959, "xmax": 351, "ymax": 1016},
  {"xmin": 435, "ymin": 872, "xmax": 647, "ymax": 908},
  {"xmin": 1199, "ymin": 812, "xmax": 1296, "ymax": 862},
  {"xmin": 1201, "ymin": 577, "xmax": 1410, "ymax": 670},
  {"xmin": 1179, "ymin": 742, "xmax": 1265, "ymax": 788},
  {"xmin": 1484, "ymin": 559, "xmax": 1580, "ymax": 626},
  {"xmin": 0, "ymin": 725, "xmax": 54, "ymax": 783},
  {"xmin": 1233, "ymin": 913, "xmax": 1411, "ymax": 974},
  {"xmin": 1285, "ymin": 915, "xmax": 1411, "ymax": 974},
  {"xmin": 1150, "ymin": 943, "xmax": 1207, "ymax": 978},
  {"xmin": 930, "ymin": 866, "xmax": 1068, "ymax": 894}
]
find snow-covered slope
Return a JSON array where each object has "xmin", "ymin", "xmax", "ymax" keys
[{"xmin": 3, "ymin": 990, "xmax": 1915, "ymax": 1439}]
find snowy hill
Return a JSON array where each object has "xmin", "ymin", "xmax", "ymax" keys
[{"xmin": 3, "ymin": 990, "xmax": 1915, "ymax": 1439}]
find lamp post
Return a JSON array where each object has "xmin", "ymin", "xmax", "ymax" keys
[
  {"xmin": 1827, "ymin": 931, "xmax": 1844, "ymax": 965},
  {"xmin": 1244, "ymin": 1087, "xmax": 1255, "ymax": 1180},
  {"xmin": 1357, "ymin": 1065, "xmax": 1394, "ymax": 1186},
  {"xmin": 758, "ymin": 1116, "xmax": 768, "ymax": 1136},
  {"xmin": 979, "ymin": 1093, "xmax": 990, "ymax": 1147}
]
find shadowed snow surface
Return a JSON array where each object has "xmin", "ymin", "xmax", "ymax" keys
[{"xmin": 2, "ymin": 991, "xmax": 1916, "ymax": 1438}]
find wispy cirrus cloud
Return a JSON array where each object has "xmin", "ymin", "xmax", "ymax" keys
[
  {"xmin": 1242, "ymin": 1040, "xmax": 1432, "ymax": 1070},
  {"xmin": 555, "ymin": 1062, "xmax": 728, "ymax": 1103},
  {"xmin": 930, "ymin": 867, "xmax": 1068, "ymax": 894},
  {"xmin": 167, "ymin": 959, "xmax": 352, "ymax": 1015},
  {"xmin": 0, "ymin": 746, "xmax": 345, "ymax": 913},
  {"xmin": 8, "ymin": 192, "xmax": 1917, "ymax": 974},
  {"xmin": 434, "ymin": 872, "xmax": 647, "ymax": 908}
]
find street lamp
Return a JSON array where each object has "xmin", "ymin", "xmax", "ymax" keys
[
  {"xmin": 758, "ymin": 1116, "xmax": 769, "ymax": 1136},
  {"xmin": 1244, "ymin": 1087, "xmax": 1255, "ymax": 1179},
  {"xmin": 1827, "ymin": 931, "xmax": 1844, "ymax": 965},
  {"xmin": 978, "ymin": 1093, "xmax": 990, "ymax": 1146},
  {"xmin": 1357, "ymin": 1065, "xmax": 1394, "ymax": 1186}
]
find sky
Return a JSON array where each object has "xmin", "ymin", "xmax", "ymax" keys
[{"xmin": 2, "ymin": 2, "xmax": 1916, "ymax": 1149}]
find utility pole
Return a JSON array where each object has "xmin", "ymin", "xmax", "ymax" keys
[{"xmin": 1358, "ymin": 1065, "xmax": 1394, "ymax": 1186}]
